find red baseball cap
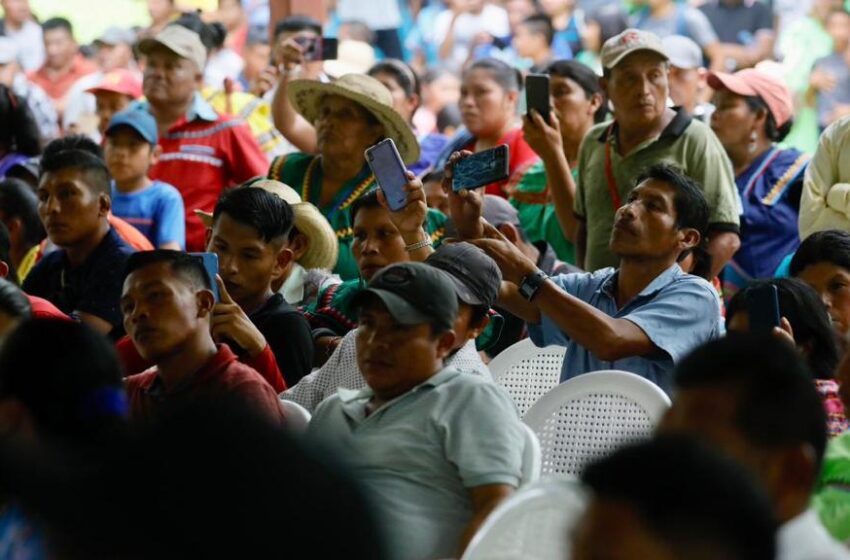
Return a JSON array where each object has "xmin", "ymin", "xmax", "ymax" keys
[
  {"xmin": 86, "ymin": 69, "xmax": 142, "ymax": 99},
  {"xmin": 707, "ymin": 69, "xmax": 794, "ymax": 129}
]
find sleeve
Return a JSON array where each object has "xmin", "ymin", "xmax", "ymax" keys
[
  {"xmin": 622, "ymin": 279, "xmax": 721, "ymax": 363},
  {"xmin": 265, "ymin": 311, "xmax": 314, "ymax": 388},
  {"xmin": 154, "ymin": 183, "xmax": 186, "ymax": 249},
  {"xmin": 243, "ymin": 344, "xmax": 286, "ymax": 393},
  {"xmin": 224, "ymin": 121, "xmax": 270, "ymax": 185},
  {"xmin": 442, "ymin": 382, "xmax": 524, "ymax": 488},
  {"xmin": 686, "ymin": 125, "xmax": 741, "ymax": 232},
  {"xmin": 281, "ymin": 330, "xmax": 356, "ymax": 412},
  {"xmin": 430, "ymin": 10, "xmax": 452, "ymax": 45},
  {"xmin": 684, "ymin": 9, "xmax": 719, "ymax": 47},
  {"xmin": 231, "ymin": 377, "xmax": 286, "ymax": 425},
  {"xmin": 799, "ymin": 124, "xmax": 850, "ymax": 238}
]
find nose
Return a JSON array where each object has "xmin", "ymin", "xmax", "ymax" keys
[
  {"xmin": 42, "ymin": 194, "xmax": 59, "ymax": 215},
  {"xmin": 219, "ymin": 254, "xmax": 238, "ymax": 275},
  {"xmin": 821, "ymin": 291, "xmax": 833, "ymax": 310},
  {"xmin": 361, "ymin": 235, "xmax": 379, "ymax": 254}
]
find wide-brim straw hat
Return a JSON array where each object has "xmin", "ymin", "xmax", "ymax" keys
[
  {"xmin": 287, "ymin": 73, "xmax": 420, "ymax": 165},
  {"xmin": 195, "ymin": 179, "xmax": 339, "ymax": 271}
]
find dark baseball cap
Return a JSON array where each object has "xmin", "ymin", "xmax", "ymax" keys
[
  {"xmin": 482, "ymin": 194, "xmax": 521, "ymax": 228},
  {"xmin": 106, "ymin": 108, "xmax": 158, "ymax": 145},
  {"xmin": 352, "ymin": 262, "xmax": 459, "ymax": 331},
  {"xmin": 426, "ymin": 242, "xmax": 502, "ymax": 308}
]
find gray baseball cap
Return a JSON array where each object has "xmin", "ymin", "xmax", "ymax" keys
[
  {"xmin": 601, "ymin": 29, "xmax": 669, "ymax": 70},
  {"xmin": 663, "ymin": 35, "xmax": 703, "ymax": 70},
  {"xmin": 95, "ymin": 27, "xmax": 137, "ymax": 47},
  {"xmin": 426, "ymin": 242, "xmax": 503, "ymax": 308}
]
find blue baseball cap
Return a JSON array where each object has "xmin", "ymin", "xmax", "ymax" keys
[{"xmin": 105, "ymin": 108, "xmax": 158, "ymax": 145}]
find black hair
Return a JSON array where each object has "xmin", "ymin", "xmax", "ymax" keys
[
  {"xmin": 350, "ymin": 190, "xmax": 382, "ymax": 224},
  {"xmin": 40, "ymin": 135, "xmax": 111, "ymax": 196},
  {"xmin": 368, "ymin": 59, "xmax": 422, "ymax": 100},
  {"xmin": 422, "ymin": 170, "xmax": 444, "ymax": 184},
  {"xmin": 544, "ymin": 59, "xmax": 608, "ymax": 123},
  {"xmin": 273, "ymin": 15, "xmax": 322, "ymax": 39},
  {"xmin": 726, "ymin": 278, "xmax": 839, "ymax": 378},
  {"xmin": 467, "ymin": 303, "xmax": 490, "ymax": 327},
  {"xmin": 173, "ymin": 11, "xmax": 226, "ymax": 52},
  {"xmin": 0, "ymin": 85, "xmax": 41, "ymax": 156},
  {"xmin": 0, "ymin": 319, "xmax": 126, "ymax": 441},
  {"xmin": 0, "ymin": 178, "xmax": 46, "ymax": 250},
  {"xmin": 520, "ymin": 14, "xmax": 555, "ymax": 45},
  {"xmin": 744, "ymin": 96, "xmax": 792, "ymax": 142},
  {"xmin": 436, "ymin": 104, "xmax": 462, "ymax": 135},
  {"xmin": 42, "ymin": 17, "xmax": 73, "ymax": 35},
  {"xmin": 245, "ymin": 25, "xmax": 269, "ymax": 48},
  {"xmin": 635, "ymin": 164, "xmax": 709, "ymax": 235},
  {"xmin": 582, "ymin": 435, "xmax": 777, "ymax": 560},
  {"xmin": 123, "ymin": 250, "xmax": 212, "ymax": 291},
  {"xmin": 0, "ymin": 277, "xmax": 29, "ymax": 318},
  {"xmin": 674, "ymin": 333, "xmax": 828, "ymax": 472},
  {"xmin": 790, "ymin": 229, "xmax": 850, "ymax": 276},
  {"xmin": 0, "ymin": 222, "xmax": 16, "ymax": 284},
  {"xmin": 464, "ymin": 58, "xmax": 523, "ymax": 93},
  {"xmin": 213, "ymin": 186, "xmax": 295, "ymax": 244}
]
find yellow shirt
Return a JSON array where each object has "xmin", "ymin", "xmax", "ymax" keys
[{"xmin": 202, "ymin": 87, "xmax": 287, "ymax": 159}]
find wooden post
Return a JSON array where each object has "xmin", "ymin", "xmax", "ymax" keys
[{"xmin": 268, "ymin": 0, "xmax": 326, "ymax": 34}]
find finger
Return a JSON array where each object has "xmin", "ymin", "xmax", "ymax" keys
[
  {"xmin": 215, "ymin": 275, "xmax": 235, "ymax": 304},
  {"xmin": 779, "ymin": 316, "xmax": 794, "ymax": 337},
  {"xmin": 376, "ymin": 188, "xmax": 389, "ymax": 209},
  {"xmin": 531, "ymin": 109, "xmax": 547, "ymax": 129},
  {"xmin": 481, "ymin": 220, "xmax": 507, "ymax": 240}
]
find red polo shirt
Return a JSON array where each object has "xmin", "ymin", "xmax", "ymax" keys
[
  {"xmin": 28, "ymin": 54, "xmax": 98, "ymax": 102},
  {"xmin": 124, "ymin": 344, "xmax": 285, "ymax": 425},
  {"xmin": 139, "ymin": 95, "xmax": 269, "ymax": 251}
]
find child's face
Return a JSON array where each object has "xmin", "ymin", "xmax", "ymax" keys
[
  {"xmin": 512, "ymin": 24, "xmax": 541, "ymax": 58},
  {"xmin": 95, "ymin": 92, "xmax": 133, "ymax": 137},
  {"xmin": 105, "ymin": 128, "xmax": 154, "ymax": 185}
]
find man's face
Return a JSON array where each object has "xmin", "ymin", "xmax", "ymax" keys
[
  {"xmin": 37, "ymin": 168, "xmax": 106, "ymax": 248},
  {"xmin": 826, "ymin": 12, "xmax": 850, "ymax": 45},
  {"xmin": 242, "ymin": 42, "xmax": 271, "ymax": 81},
  {"xmin": 1, "ymin": 0, "xmax": 29, "ymax": 25},
  {"xmin": 105, "ymin": 127, "xmax": 154, "ymax": 185},
  {"xmin": 96, "ymin": 43, "xmax": 133, "ymax": 72},
  {"xmin": 608, "ymin": 179, "xmax": 689, "ymax": 260},
  {"xmin": 795, "ymin": 262, "xmax": 850, "ymax": 338},
  {"xmin": 147, "ymin": 0, "xmax": 174, "ymax": 22},
  {"xmin": 512, "ymin": 24, "xmax": 539, "ymax": 59},
  {"xmin": 606, "ymin": 51, "xmax": 669, "ymax": 129},
  {"xmin": 356, "ymin": 299, "xmax": 449, "ymax": 400},
  {"xmin": 208, "ymin": 213, "xmax": 283, "ymax": 308},
  {"xmin": 352, "ymin": 205, "xmax": 409, "ymax": 281},
  {"xmin": 44, "ymin": 28, "xmax": 77, "ymax": 70},
  {"xmin": 95, "ymin": 92, "xmax": 133, "ymax": 137},
  {"xmin": 667, "ymin": 65, "xmax": 700, "ymax": 113},
  {"xmin": 315, "ymin": 95, "xmax": 383, "ymax": 160},
  {"xmin": 121, "ymin": 261, "xmax": 210, "ymax": 363},
  {"xmin": 143, "ymin": 46, "xmax": 199, "ymax": 107},
  {"xmin": 572, "ymin": 499, "xmax": 679, "ymax": 560}
]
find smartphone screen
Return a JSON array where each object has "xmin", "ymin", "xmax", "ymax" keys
[
  {"xmin": 452, "ymin": 145, "xmax": 510, "ymax": 192},
  {"xmin": 525, "ymin": 74, "xmax": 551, "ymax": 124},
  {"xmin": 321, "ymin": 37, "xmax": 338, "ymax": 60},
  {"xmin": 295, "ymin": 36, "xmax": 338, "ymax": 61},
  {"xmin": 747, "ymin": 284, "xmax": 780, "ymax": 334},
  {"xmin": 366, "ymin": 139, "xmax": 408, "ymax": 211},
  {"xmin": 191, "ymin": 252, "xmax": 220, "ymax": 303}
]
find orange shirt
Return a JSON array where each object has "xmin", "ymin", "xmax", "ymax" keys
[{"xmin": 28, "ymin": 54, "xmax": 98, "ymax": 103}]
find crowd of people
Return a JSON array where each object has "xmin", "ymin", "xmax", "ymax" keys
[{"xmin": 1, "ymin": 0, "xmax": 850, "ymax": 557}]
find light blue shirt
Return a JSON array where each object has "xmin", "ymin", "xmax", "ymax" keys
[
  {"xmin": 110, "ymin": 180, "xmax": 186, "ymax": 249},
  {"xmin": 308, "ymin": 367, "xmax": 524, "ymax": 560},
  {"xmin": 528, "ymin": 264, "xmax": 722, "ymax": 394}
]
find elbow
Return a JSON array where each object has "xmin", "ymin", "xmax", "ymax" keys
[{"xmin": 588, "ymin": 331, "xmax": 632, "ymax": 362}]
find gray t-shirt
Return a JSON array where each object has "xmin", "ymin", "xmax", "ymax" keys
[
  {"xmin": 814, "ymin": 53, "xmax": 850, "ymax": 128},
  {"xmin": 632, "ymin": 6, "xmax": 719, "ymax": 47}
]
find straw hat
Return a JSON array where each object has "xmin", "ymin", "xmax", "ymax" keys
[
  {"xmin": 195, "ymin": 179, "xmax": 339, "ymax": 271},
  {"xmin": 287, "ymin": 73, "xmax": 420, "ymax": 165}
]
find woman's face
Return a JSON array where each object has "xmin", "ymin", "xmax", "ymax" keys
[
  {"xmin": 796, "ymin": 262, "xmax": 850, "ymax": 338},
  {"xmin": 710, "ymin": 89, "xmax": 759, "ymax": 154},
  {"xmin": 459, "ymin": 68, "xmax": 517, "ymax": 138},
  {"xmin": 371, "ymin": 71, "xmax": 418, "ymax": 124},
  {"xmin": 551, "ymin": 75, "xmax": 599, "ymax": 140},
  {"xmin": 315, "ymin": 95, "xmax": 384, "ymax": 161}
]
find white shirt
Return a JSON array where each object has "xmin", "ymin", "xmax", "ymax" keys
[
  {"xmin": 5, "ymin": 19, "xmax": 44, "ymax": 72},
  {"xmin": 282, "ymin": 329, "xmax": 492, "ymax": 412},
  {"xmin": 336, "ymin": 0, "xmax": 402, "ymax": 30},
  {"xmin": 777, "ymin": 509, "xmax": 850, "ymax": 560},
  {"xmin": 432, "ymin": 5, "xmax": 510, "ymax": 74},
  {"xmin": 799, "ymin": 116, "xmax": 850, "ymax": 240}
]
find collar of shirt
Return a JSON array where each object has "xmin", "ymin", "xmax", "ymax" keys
[
  {"xmin": 60, "ymin": 227, "xmax": 121, "ymax": 272},
  {"xmin": 132, "ymin": 91, "xmax": 218, "ymax": 126},
  {"xmin": 142, "ymin": 344, "xmax": 238, "ymax": 400},
  {"xmin": 281, "ymin": 262, "xmax": 307, "ymax": 305},
  {"xmin": 598, "ymin": 263, "xmax": 684, "ymax": 306},
  {"xmin": 596, "ymin": 106, "xmax": 692, "ymax": 147}
]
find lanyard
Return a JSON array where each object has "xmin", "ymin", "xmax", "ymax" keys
[{"xmin": 604, "ymin": 124, "xmax": 622, "ymax": 211}]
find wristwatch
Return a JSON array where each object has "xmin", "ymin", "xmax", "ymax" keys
[{"xmin": 518, "ymin": 269, "xmax": 549, "ymax": 301}]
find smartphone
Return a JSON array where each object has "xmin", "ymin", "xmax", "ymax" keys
[
  {"xmin": 365, "ymin": 138, "xmax": 409, "ymax": 211},
  {"xmin": 452, "ymin": 145, "xmax": 510, "ymax": 192},
  {"xmin": 525, "ymin": 74, "xmax": 551, "ymax": 124},
  {"xmin": 295, "ymin": 36, "xmax": 339, "ymax": 61},
  {"xmin": 191, "ymin": 252, "xmax": 220, "ymax": 303},
  {"xmin": 748, "ymin": 283, "xmax": 781, "ymax": 334}
]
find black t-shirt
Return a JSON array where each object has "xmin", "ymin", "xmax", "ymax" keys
[
  {"xmin": 23, "ymin": 228, "xmax": 134, "ymax": 336},
  {"xmin": 700, "ymin": 0, "xmax": 773, "ymax": 45},
  {"xmin": 239, "ymin": 293, "xmax": 313, "ymax": 387}
]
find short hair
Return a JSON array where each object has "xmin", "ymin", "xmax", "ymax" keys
[
  {"xmin": 40, "ymin": 135, "xmax": 111, "ymax": 196},
  {"xmin": 368, "ymin": 59, "xmax": 421, "ymax": 100},
  {"xmin": 0, "ymin": 85, "xmax": 41, "ymax": 156},
  {"xmin": 582, "ymin": 435, "xmax": 777, "ymax": 560},
  {"xmin": 0, "ymin": 178, "xmax": 45, "ymax": 249},
  {"xmin": 520, "ymin": 14, "xmax": 555, "ymax": 45},
  {"xmin": 635, "ymin": 164, "xmax": 709, "ymax": 236},
  {"xmin": 744, "ymin": 96, "xmax": 792, "ymax": 142},
  {"xmin": 464, "ymin": 58, "xmax": 523, "ymax": 93},
  {"xmin": 674, "ymin": 334, "xmax": 828, "ymax": 472},
  {"xmin": 0, "ymin": 277, "xmax": 30, "ymax": 318},
  {"xmin": 42, "ymin": 17, "xmax": 73, "ymax": 36},
  {"xmin": 0, "ymin": 319, "xmax": 126, "ymax": 441},
  {"xmin": 350, "ymin": 190, "xmax": 382, "ymax": 224},
  {"xmin": 0, "ymin": 221, "xmax": 16, "ymax": 283},
  {"xmin": 212, "ymin": 186, "xmax": 295, "ymax": 244},
  {"xmin": 173, "ymin": 11, "xmax": 226, "ymax": 52},
  {"xmin": 544, "ymin": 59, "xmax": 608, "ymax": 123},
  {"xmin": 436, "ymin": 104, "xmax": 462, "ymax": 134},
  {"xmin": 273, "ymin": 15, "xmax": 322, "ymax": 39},
  {"xmin": 726, "ymin": 278, "xmax": 839, "ymax": 378},
  {"xmin": 790, "ymin": 229, "xmax": 850, "ymax": 276},
  {"xmin": 123, "ymin": 250, "xmax": 212, "ymax": 291}
]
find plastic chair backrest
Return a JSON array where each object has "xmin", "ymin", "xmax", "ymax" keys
[
  {"xmin": 488, "ymin": 338, "xmax": 567, "ymax": 417},
  {"xmin": 520, "ymin": 422, "xmax": 542, "ymax": 486},
  {"xmin": 279, "ymin": 398, "xmax": 311, "ymax": 433},
  {"xmin": 461, "ymin": 478, "xmax": 587, "ymax": 560},
  {"xmin": 523, "ymin": 370, "xmax": 671, "ymax": 478}
]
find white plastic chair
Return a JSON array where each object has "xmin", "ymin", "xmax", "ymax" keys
[
  {"xmin": 488, "ymin": 338, "xmax": 567, "ymax": 417},
  {"xmin": 520, "ymin": 423, "xmax": 542, "ymax": 486},
  {"xmin": 461, "ymin": 478, "xmax": 587, "ymax": 560},
  {"xmin": 523, "ymin": 370, "xmax": 671, "ymax": 479},
  {"xmin": 279, "ymin": 399, "xmax": 311, "ymax": 433}
]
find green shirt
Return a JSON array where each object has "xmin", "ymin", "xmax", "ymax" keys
[
  {"xmin": 813, "ymin": 430, "xmax": 850, "ymax": 542},
  {"xmin": 574, "ymin": 108, "xmax": 740, "ymax": 271}
]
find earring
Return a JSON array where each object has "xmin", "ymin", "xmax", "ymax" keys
[{"xmin": 748, "ymin": 131, "xmax": 758, "ymax": 154}]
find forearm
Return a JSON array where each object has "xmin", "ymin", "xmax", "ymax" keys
[
  {"xmin": 542, "ymin": 151, "xmax": 579, "ymax": 241},
  {"xmin": 706, "ymin": 230, "xmax": 741, "ymax": 278},
  {"xmin": 271, "ymin": 75, "xmax": 318, "ymax": 153},
  {"xmin": 438, "ymin": 19, "xmax": 458, "ymax": 60},
  {"xmin": 497, "ymin": 282, "xmax": 542, "ymax": 324},
  {"xmin": 401, "ymin": 228, "xmax": 435, "ymax": 261}
]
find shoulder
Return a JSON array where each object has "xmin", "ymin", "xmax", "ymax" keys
[
  {"xmin": 268, "ymin": 152, "xmax": 316, "ymax": 182},
  {"xmin": 550, "ymin": 267, "xmax": 614, "ymax": 291},
  {"xmin": 150, "ymin": 180, "xmax": 183, "ymax": 197},
  {"xmin": 125, "ymin": 369, "xmax": 157, "ymax": 391},
  {"xmin": 665, "ymin": 269, "xmax": 721, "ymax": 300}
]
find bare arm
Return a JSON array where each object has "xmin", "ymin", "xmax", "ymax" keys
[
  {"xmin": 457, "ymin": 484, "xmax": 515, "ymax": 555},
  {"xmin": 706, "ymin": 230, "xmax": 740, "ymax": 278},
  {"xmin": 438, "ymin": 12, "xmax": 461, "ymax": 61},
  {"xmin": 76, "ymin": 311, "xmax": 115, "ymax": 335},
  {"xmin": 270, "ymin": 37, "xmax": 319, "ymax": 153}
]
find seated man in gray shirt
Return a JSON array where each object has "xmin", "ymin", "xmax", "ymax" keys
[
  {"xmin": 453, "ymin": 162, "xmax": 722, "ymax": 394},
  {"xmin": 308, "ymin": 262, "xmax": 524, "ymax": 560}
]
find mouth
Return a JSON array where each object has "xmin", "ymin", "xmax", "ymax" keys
[
  {"xmin": 613, "ymin": 220, "xmax": 636, "ymax": 235},
  {"xmin": 362, "ymin": 357, "xmax": 393, "ymax": 369},
  {"xmin": 133, "ymin": 326, "xmax": 158, "ymax": 341},
  {"xmin": 46, "ymin": 222, "xmax": 68, "ymax": 233},
  {"xmin": 359, "ymin": 262, "xmax": 385, "ymax": 277}
]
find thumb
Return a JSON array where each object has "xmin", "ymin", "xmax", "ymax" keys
[{"xmin": 216, "ymin": 275, "xmax": 234, "ymax": 304}]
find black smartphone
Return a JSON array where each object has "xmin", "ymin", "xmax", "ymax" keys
[
  {"xmin": 191, "ymin": 252, "xmax": 221, "ymax": 303},
  {"xmin": 296, "ymin": 36, "xmax": 339, "ymax": 61},
  {"xmin": 525, "ymin": 73, "xmax": 551, "ymax": 124},
  {"xmin": 452, "ymin": 145, "xmax": 510, "ymax": 192},
  {"xmin": 748, "ymin": 284, "xmax": 781, "ymax": 334},
  {"xmin": 365, "ymin": 138, "xmax": 409, "ymax": 211}
]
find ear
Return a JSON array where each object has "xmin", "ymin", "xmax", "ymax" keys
[
  {"xmin": 150, "ymin": 144, "xmax": 162, "ymax": 166},
  {"xmin": 505, "ymin": 89, "xmax": 519, "ymax": 108},
  {"xmin": 678, "ymin": 227, "xmax": 700, "ymax": 252},
  {"xmin": 588, "ymin": 92, "xmax": 604, "ymax": 116},
  {"xmin": 204, "ymin": 227, "xmax": 213, "ymax": 251},
  {"xmin": 498, "ymin": 222, "xmax": 520, "ymax": 244},
  {"xmin": 408, "ymin": 92, "xmax": 421, "ymax": 114},
  {"xmin": 0, "ymin": 260, "xmax": 8, "ymax": 279},
  {"xmin": 466, "ymin": 314, "xmax": 490, "ymax": 341},
  {"xmin": 288, "ymin": 231, "xmax": 310, "ymax": 261},
  {"xmin": 98, "ymin": 192, "xmax": 112, "ymax": 217},
  {"xmin": 196, "ymin": 288, "xmax": 216, "ymax": 318},
  {"xmin": 436, "ymin": 329, "xmax": 458, "ymax": 359},
  {"xmin": 753, "ymin": 107, "xmax": 769, "ymax": 132},
  {"xmin": 273, "ymin": 246, "xmax": 295, "ymax": 277}
]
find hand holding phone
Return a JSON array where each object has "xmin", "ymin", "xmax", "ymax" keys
[
  {"xmin": 366, "ymin": 138, "xmax": 410, "ymax": 211},
  {"xmin": 191, "ymin": 252, "xmax": 221, "ymax": 302},
  {"xmin": 747, "ymin": 284, "xmax": 781, "ymax": 335},
  {"xmin": 525, "ymin": 74, "xmax": 551, "ymax": 125},
  {"xmin": 452, "ymin": 144, "xmax": 510, "ymax": 192},
  {"xmin": 294, "ymin": 36, "xmax": 338, "ymax": 62}
]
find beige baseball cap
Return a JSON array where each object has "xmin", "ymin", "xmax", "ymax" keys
[
  {"xmin": 601, "ymin": 29, "xmax": 669, "ymax": 70},
  {"xmin": 138, "ymin": 25, "xmax": 207, "ymax": 71}
]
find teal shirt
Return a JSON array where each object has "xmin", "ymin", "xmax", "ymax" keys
[{"xmin": 309, "ymin": 367, "xmax": 524, "ymax": 560}]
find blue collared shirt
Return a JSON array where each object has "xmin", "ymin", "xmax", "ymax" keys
[{"xmin": 528, "ymin": 264, "xmax": 722, "ymax": 394}]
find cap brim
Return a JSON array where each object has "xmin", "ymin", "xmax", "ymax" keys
[
  {"xmin": 352, "ymin": 288, "xmax": 433, "ymax": 326},
  {"xmin": 138, "ymin": 37, "xmax": 196, "ymax": 67},
  {"xmin": 607, "ymin": 47, "xmax": 669, "ymax": 69},
  {"xmin": 707, "ymin": 71, "xmax": 757, "ymax": 96}
]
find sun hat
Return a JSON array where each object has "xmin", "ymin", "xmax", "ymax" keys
[
  {"xmin": 707, "ymin": 69, "xmax": 794, "ymax": 129},
  {"xmin": 287, "ymin": 73, "xmax": 420, "ymax": 165},
  {"xmin": 195, "ymin": 179, "xmax": 339, "ymax": 271},
  {"xmin": 601, "ymin": 28, "xmax": 669, "ymax": 70}
]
